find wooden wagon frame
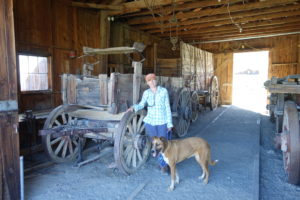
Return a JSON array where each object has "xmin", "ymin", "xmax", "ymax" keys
[
  {"xmin": 39, "ymin": 42, "xmax": 219, "ymax": 174},
  {"xmin": 265, "ymin": 74, "xmax": 300, "ymax": 184}
]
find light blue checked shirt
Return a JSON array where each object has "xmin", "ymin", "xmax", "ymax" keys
[{"xmin": 133, "ymin": 86, "xmax": 173, "ymax": 128}]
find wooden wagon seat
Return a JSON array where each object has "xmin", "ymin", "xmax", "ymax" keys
[{"xmin": 83, "ymin": 42, "xmax": 145, "ymax": 55}]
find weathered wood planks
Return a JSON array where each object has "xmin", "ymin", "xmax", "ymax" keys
[{"xmin": 0, "ymin": 0, "xmax": 20, "ymax": 199}]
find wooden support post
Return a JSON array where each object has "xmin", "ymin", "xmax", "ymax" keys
[
  {"xmin": 99, "ymin": 10, "xmax": 110, "ymax": 74},
  {"xmin": 109, "ymin": 73, "xmax": 118, "ymax": 114},
  {"xmin": 297, "ymin": 34, "xmax": 300, "ymax": 74},
  {"xmin": 99, "ymin": 74, "xmax": 108, "ymax": 105},
  {"xmin": 67, "ymin": 75, "xmax": 77, "ymax": 104},
  {"xmin": 133, "ymin": 62, "xmax": 143, "ymax": 104},
  {"xmin": 61, "ymin": 74, "xmax": 67, "ymax": 104},
  {"xmin": 0, "ymin": 0, "xmax": 20, "ymax": 199},
  {"xmin": 153, "ymin": 43, "xmax": 157, "ymax": 74}
]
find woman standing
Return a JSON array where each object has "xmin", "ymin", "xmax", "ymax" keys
[{"xmin": 128, "ymin": 73, "xmax": 173, "ymax": 172}]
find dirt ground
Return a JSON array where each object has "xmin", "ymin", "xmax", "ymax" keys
[{"xmin": 24, "ymin": 106, "xmax": 300, "ymax": 200}]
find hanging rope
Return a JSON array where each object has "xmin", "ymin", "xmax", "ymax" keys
[
  {"xmin": 143, "ymin": 0, "xmax": 167, "ymax": 33},
  {"xmin": 227, "ymin": 1, "xmax": 243, "ymax": 33},
  {"xmin": 169, "ymin": 0, "xmax": 179, "ymax": 51}
]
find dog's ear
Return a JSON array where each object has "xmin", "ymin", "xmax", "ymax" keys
[{"xmin": 159, "ymin": 137, "xmax": 167, "ymax": 143}]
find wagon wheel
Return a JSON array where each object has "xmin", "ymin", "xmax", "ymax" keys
[
  {"xmin": 281, "ymin": 101, "xmax": 300, "ymax": 184},
  {"xmin": 42, "ymin": 105, "xmax": 86, "ymax": 163},
  {"xmin": 270, "ymin": 110, "xmax": 275, "ymax": 123},
  {"xmin": 209, "ymin": 76, "xmax": 219, "ymax": 111},
  {"xmin": 276, "ymin": 115, "xmax": 283, "ymax": 134},
  {"xmin": 114, "ymin": 110, "xmax": 151, "ymax": 175},
  {"xmin": 191, "ymin": 91, "xmax": 199, "ymax": 122},
  {"xmin": 173, "ymin": 88, "xmax": 192, "ymax": 137}
]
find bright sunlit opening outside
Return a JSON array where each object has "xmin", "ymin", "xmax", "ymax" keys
[{"xmin": 232, "ymin": 51, "xmax": 269, "ymax": 114}]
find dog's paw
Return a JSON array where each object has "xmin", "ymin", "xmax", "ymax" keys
[
  {"xmin": 175, "ymin": 177, "xmax": 180, "ymax": 184},
  {"xmin": 198, "ymin": 173, "xmax": 205, "ymax": 180},
  {"xmin": 168, "ymin": 186, "xmax": 175, "ymax": 191}
]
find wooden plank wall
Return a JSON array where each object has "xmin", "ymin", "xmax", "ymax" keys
[
  {"xmin": 109, "ymin": 22, "xmax": 180, "ymax": 74},
  {"xmin": 214, "ymin": 53, "xmax": 233, "ymax": 105},
  {"xmin": 0, "ymin": 0, "xmax": 20, "ymax": 199},
  {"xmin": 180, "ymin": 42, "xmax": 214, "ymax": 91},
  {"xmin": 156, "ymin": 58, "xmax": 181, "ymax": 77},
  {"xmin": 13, "ymin": 0, "xmax": 109, "ymax": 112},
  {"xmin": 199, "ymin": 34, "xmax": 300, "ymax": 104}
]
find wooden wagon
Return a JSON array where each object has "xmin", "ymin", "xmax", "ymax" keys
[
  {"xmin": 156, "ymin": 42, "xmax": 220, "ymax": 122},
  {"xmin": 39, "ymin": 43, "xmax": 219, "ymax": 174},
  {"xmin": 265, "ymin": 74, "xmax": 300, "ymax": 184}
]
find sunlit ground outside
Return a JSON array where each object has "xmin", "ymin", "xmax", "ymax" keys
[{"xmin": 232, "ymin": 51, "xmax": 269, "ymax": 115}]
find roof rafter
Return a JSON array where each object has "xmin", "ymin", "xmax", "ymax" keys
[{"xmin": 136, "ymin": 4, "xmax": 300, "ymax": 31}]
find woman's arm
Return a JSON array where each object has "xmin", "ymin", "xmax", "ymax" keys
[
  {"xmin": 132, "ymin": 90, "xmax": 148, "ymax": 112},
  {"xmin": 164, "ymin": 89, "xmax": 173, "ymax": 129}
]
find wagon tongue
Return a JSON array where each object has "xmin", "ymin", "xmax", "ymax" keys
[{"xmin": 39, "ymin": 126, "xmax": 107, "ymax": 138}]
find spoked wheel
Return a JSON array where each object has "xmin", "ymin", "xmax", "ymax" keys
[
  {"xmin": 42, "ymin": 105, "xmax": 86, "ymax": 163},
  {"xmin": 173, "ymin": 88, "xmax": 192, "ymax": 137},
  {"xmin": 281, "ymin": 101, "xmax": 300, "ymax": 184},
  {"xmin": 209, "ymin": 76, "xmax": 219, "ymax": 111},
  {"xmin": 114, "ymin": 110, "xmax": 151, "ymax": 175},
  {"xmin": 191, "ymin": 91, "xmax": 199, "ymax": 122},
  {"xmin": 276, "ymin": 115, "xmax": 283, "ymax": 134}
]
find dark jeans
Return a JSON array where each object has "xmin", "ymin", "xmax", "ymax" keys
[{"xmin": 144, "ymin": 123, "xmax": 172, "ymax": 140}]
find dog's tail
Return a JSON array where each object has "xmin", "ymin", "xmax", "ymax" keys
[
  {"xmin": 208, "ymin": 151, "xmax": 218, "ymax": 166},
  {"xmin": 209, "ymin": 159, "xmax": 218, "ymax": 166}
]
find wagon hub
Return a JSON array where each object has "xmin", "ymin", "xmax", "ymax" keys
[
  {"xmin": 134, "ymin": 134, "xmax": 148, "ymax": 150},
  {"xmin": 183, "ymin": 106, "xmax": 192, "ymax": 120}
]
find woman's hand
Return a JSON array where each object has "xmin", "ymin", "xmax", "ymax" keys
[
  {"xmin": 127, "ymin": 107, "xmax": 134, "ymax": 112},
  {"xmin": 168, "ymin": 128, "xmax": 173, "ymax": 132}
]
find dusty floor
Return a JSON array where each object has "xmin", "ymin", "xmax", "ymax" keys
[{"xmin": 24, "ymin": 106, "xmax": 300, "ymax": 200}]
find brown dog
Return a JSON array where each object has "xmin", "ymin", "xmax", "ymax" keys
[{"xmin": 151, "ymin": 136, "xmax": 218, "ymax": 191}]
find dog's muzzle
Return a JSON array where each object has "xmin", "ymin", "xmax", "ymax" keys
[{"xmin": 151, "ymin": 148, "xmax": 159, "ymax": 157}]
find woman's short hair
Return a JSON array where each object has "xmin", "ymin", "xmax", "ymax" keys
[{"xmin": 145, "ymin": 73, "xmax": 156, "ymax": 82}]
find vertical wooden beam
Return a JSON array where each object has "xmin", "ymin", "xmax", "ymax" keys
[
  {"xmin": 0, "ymin": 0, "xmax": 20, "ymax": 199},
  {"xmin": 99, "ymin": 10, "xmax": 110, "ymax": 74},
  {"xmin": 153, "ymin": 43, "xmax": 157, "ymax": 74},
  {"xmin": 99, "ymin": 74, "xmax": 108, "ymax": 105},
  {"xmin": 133, "ymin": 62, "xmax": 143, "ymax": 104},
  {"xmin": 72, "ymin": 7, "xmax": 78, "ymax": 54},
  {"xmin": 0, "ymin": 145, "xmax": 2, "ymax": 199},
  {"xmin": 297, "ymin": 34, "xmax": 300, "ymax": 74},
  {"xmin": 61, "ymin": 74, "xmax": 67, "ymax": 104},
  {"xmin": 108, "ymin": 73, "xmax": 118, "ymax": 114},
  {"xmin": 67, "ymin": 75, "xmax": 77, "ymax": 104}
]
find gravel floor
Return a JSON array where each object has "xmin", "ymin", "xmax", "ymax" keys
[{"xmin": 24, "ymin": 106, "xmax": 300, "ymax": 200}]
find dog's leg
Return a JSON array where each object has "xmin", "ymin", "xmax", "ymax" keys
[
  {"xmin": 175, "ymin": 170, "xmax": 180, "ymax": 184},
  {"xmin": 195, "ymin": 154, "xmax": 205, "ymax": 180},
  {"xmin": 168, "ymin": 164, "xmax": 176, "ymax": 191},
  {"xmin": 199, "ymin": 172, "xmax": 205, "ymax": 180},
  {"xmin": 202, "ymin": 159, "xmax": 209, "ymax": 184}
]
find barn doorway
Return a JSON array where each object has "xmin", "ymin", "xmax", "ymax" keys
[{"xmin": 232, "ymin": 51, "xmax": 269, "ymax": 113}]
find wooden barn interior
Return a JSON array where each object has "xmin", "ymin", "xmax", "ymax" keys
[{"xmin": 1, "ymin": 0, "xmax": 300, "ymax": 199}]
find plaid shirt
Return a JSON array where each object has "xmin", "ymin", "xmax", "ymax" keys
[{"xmin": 133, "ymin": 86, "xmax": 173, "ymax": 128}]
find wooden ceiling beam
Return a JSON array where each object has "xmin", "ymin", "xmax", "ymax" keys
[
  {"xmin": 157, "ymin": 16, "xmax": 300, "ymax": 37},
  {"xmin": 121, "ymin": 0, "xmax": 244, "ymax": 18},
  {"xmin": 126, "ymin": 0, "xmax": 297, "ymax": 25},
  {"xmin": 136, "ymin": 4, "xmax": 300, "ymax": 30},
  {"xmin": 109, "ymin": 0, "xmax": 192, "ymax": 15},
  {"xmin": 180, "ymin": 24, "xmax": 300, "ymax": 40},
  {"xmin": 150, "ymin": 9, "xmax": 300, "ymax": 36},
  {"xmin": 71, "ymin": 2, "xmax": 122, "ymax": 10},
  {"xmin": 180, "ymin": 25, "xmax": 300, "ymax": 42},
  {"xmin": 186, "ymin": 29, "xmax": 300, "ymax": 43}
]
